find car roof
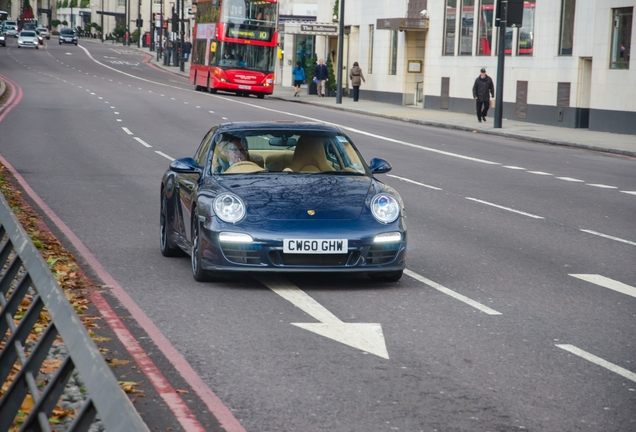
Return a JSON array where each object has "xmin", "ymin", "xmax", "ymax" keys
[{"xmin": 213, "ymin": 121, "xmax": 343, "ymax": 134}]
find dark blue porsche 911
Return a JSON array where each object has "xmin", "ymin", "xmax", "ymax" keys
[{"xmin": 160, "ymin": 121, "xmax": 407, "ymax": 282}]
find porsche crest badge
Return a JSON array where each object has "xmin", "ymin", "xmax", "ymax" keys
[{"xmin": 307, "ymin": 210, "xmax": 315, "ymax": 216}]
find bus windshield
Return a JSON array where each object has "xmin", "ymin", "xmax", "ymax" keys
[
  {"xmin": 221, "ymin": 0, "xmax": 278, "ymax": 26},
  {"xmin": 211, "ymin": 41, "xmax": 275, "ymax": 72}
]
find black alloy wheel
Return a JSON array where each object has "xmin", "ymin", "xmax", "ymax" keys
[
  {"xmin": 191, "ymin": 207, "xmax": 212, "ymax": 282},
  {"xmin": 160, "ymin": 191, "xmax": 185, "ymax": 257}
]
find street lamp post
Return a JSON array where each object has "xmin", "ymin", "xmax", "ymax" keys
[
  {"xmin": 100, "ymin": 0, "xmax": 104, "ymax": 42},
  {"xmin": 335, "ymin": 0, "xmax": 345, "ymax": 104},
  {"xmin": 493, "ymin": 0, "xmax": 507, "ymax": 128},
  {"xmin": 179, "ymin": 0, "xmax": 184, "ymax": 71}
]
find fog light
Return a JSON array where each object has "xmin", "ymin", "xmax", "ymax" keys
[
  {"xmin": 373, "ymin": 232, "xmax": 402, "ymax": 243},
  {"xmin": 219, "ymin": 232, "xmax": 253, "ymax": 243}
]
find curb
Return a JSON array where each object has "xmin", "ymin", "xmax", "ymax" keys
[
  {"xmin": 0, "ymin": 79, "xmax": 6, "ymax": 100},
  {"xmin": 269, "ymin": 97, "xmax": 636, "ymax": 158}
]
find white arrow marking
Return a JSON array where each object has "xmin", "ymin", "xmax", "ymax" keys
[
  {"xmin": 256, "ymin": 275, "xmax": 389, "ymax": 359},
  {"xmin": 569, "ymin": 274, "xmax": 636, "ymax": 299}
]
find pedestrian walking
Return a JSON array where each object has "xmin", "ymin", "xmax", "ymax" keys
[
  {"xmin": 313, "ymin": 59, "xmax": 328, "ymax": 97},
  {"xmin": 292, "ymin": 61, "xmax": 306, "ymax": 97},
  {"xmin": 472, "ymin": 68, "xmax": 495, "ymax": 123},
  {"xmin": 349, "ymin": 61, "xmax": 366, "ymax": 102},
  {"xmin": 183, "ymin": 37, "xmax": 192, "ymax": 62}
]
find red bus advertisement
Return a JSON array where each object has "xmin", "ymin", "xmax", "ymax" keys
[
  {"xmin": 478, "ymin": 1, "xmax": 535, "ymax": 55},
  {"xmin": 190, "ymin": 0, "xmax": 279, "ymax": 99}
]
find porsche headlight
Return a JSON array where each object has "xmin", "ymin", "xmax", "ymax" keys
[
  {"xmin": 213, "ymin": 193, "xmax": 246, "ymax": 223},
  {"xmin": 370, "ymin": 194, "xmax": 400, "ymax": 224}
]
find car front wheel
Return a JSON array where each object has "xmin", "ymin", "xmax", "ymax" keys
[
  {"xmin": 160, "ymin": 191, "xmax": 185, "ymax": 257},
  {"xmin": 191, "ymin": 208, "xmax": 213, "ymax": 282}
]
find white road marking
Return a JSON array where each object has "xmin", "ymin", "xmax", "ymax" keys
[
  {"xmin": 155, "ymin": 151, "xmax": 175, "ymax": 161},
  {"xmin": 116, "ymin": 119, "xmax": 122, "ymax": 122},
  {"xmin": 209, "ymin": 111, "xmax": 214, "ymax": 114},
  {"xmin": 556, "ymin": 177, "xmax": 584, "ymax": 182},
  {"xmin": 387, "ymin": 174, "xmax": 442, "ymax": 190},
  {"xmin": 404, "ymin": 270, "xmax": 502, "ymax": 315},
  {"xmin": 134, "ymin": 137, "xmax": 152, "ymax": 148},
  {"xmin": 114, "ymin": 112, "xmax": 119, "ymax": 114},
  {"xmin": 556, "ymin": 344, "xmax": 636, "ymax": 383},
  {"xmin": 222, "ymin": 117, "xmax": 228, "ymax": 120},
  {"xmin": 620, "ymin": 191, "xmax": 636, "ymax": 195},
  {"xmin": 256, "ymin": 275, "xmax": 389, "ymax": 359},
  {"xmin": 527, "ymin": 171, "xmax": 552, "ymax": 176},
  {"xmin": 587, "ymin": 184, "xmax": 618, "ymax": 189},
  {"xmin": 579, "ymin": 229, "xmax": 636, "ymax": 246},
  {"xmin": 569, "ymin": 274, "xmax": 636, "ymax": 299},
  {"xmin": 502, "ymin": 166, "xmax": 526, "ymax": 170},
  {"xmin": 110, "ymin": 106, "xmax": 115, "ymax": 108},
  {"xmin": 122, "ymin": 127, "xmax": 133, "ymax": 135},
  {"xmin": 465, "ymin": 197, "xmax": 545, "ymax": 219}
]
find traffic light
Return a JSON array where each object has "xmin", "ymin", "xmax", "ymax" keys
[
  {"xmin": 135, "ymin": 18, "xmax": 143, "ymax": 27},
  {"xmin": 172, "ymin": 11, "xmax": 178, "ymax": 32}
]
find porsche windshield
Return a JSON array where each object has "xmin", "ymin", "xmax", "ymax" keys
[{"xmin": 210, "ymin": 131, "xmax": 366, "ymax": 175}]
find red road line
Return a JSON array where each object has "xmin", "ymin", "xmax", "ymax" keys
[
  {"xmin": 0, "ymin": 75, "xmax": 23, "ymax": 121},
  {"xmin": 0, "ymin": 81, "xmax": 246, "ymax": 432}
]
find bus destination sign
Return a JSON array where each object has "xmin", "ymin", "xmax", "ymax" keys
[{"xmin": 226, "ymin": 24, "xmax": 272, "ymax": 42}]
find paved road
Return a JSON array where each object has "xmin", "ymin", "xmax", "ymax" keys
[{"xmin": 1, "ymin": 38, "xmax": 635, "ymax": 432}]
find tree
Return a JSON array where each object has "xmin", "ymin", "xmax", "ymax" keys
[
  {"xmin": 80, "ymin": 0, "xmax": 89, "ymax": 8},
  {"xmin": 332, "ymin": 0, "xmax": 339, "ymax": 23},
  {"xmin": 50, "ymin": 19, "xmax": 61, "ymax": 29},
  {"xmin": 326, "ymin": 55, "xmax": 336, "ymax": 91}
]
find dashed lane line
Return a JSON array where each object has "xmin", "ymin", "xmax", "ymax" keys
[
  {"xmin": 405, "ymin": 269, "xmax": 502, "ymax": 315},
  {"xmin": 556, "ymin": 344, "xmax": 636, "ymax": 383},
  {"xmin": 387, "ymin": 174, "xmax": 443, "ymax": 191},
  {"xmin": 569, "ymin": 274, "xmax": 636, "ymax": 299},
  {"xmin": 465, "ymin": 197, "xmax": 545, "ymax": 219},
  {"xmin": 579, "ymin": 229, "xmax": 636, "ymax": 247}
]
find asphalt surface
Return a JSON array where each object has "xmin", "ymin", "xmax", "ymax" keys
[{"xmin": 0, "ymin": 37, "xmax": 635, "ymax": 432}]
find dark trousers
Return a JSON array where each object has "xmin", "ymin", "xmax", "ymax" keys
[
  {"xmin": 476, "ymin": 100, "xmax": 490, "ymax": 120},
  {"xmin": 352, "ymin": 86, "xmax": 360, "ymax": 101}
]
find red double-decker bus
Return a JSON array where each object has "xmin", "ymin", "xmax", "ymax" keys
[{"xmin": 190, "ymin": 0, "xmax": 279, "ymax": 99}]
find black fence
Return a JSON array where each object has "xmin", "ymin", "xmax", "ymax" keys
[{"xmin": 0, "ymin": 194, "xmax": 148, "ymax": 432}]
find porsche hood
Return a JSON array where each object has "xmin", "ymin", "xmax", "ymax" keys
[{"xmin": 217, "ymin": 175, "xmax": 372, "ymax": 220}]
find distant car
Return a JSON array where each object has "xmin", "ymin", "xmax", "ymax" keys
[
  {"xmin": 35, "ymin": 27, "xmax": 50, "ymax": 39},
  {"xmin": 0, "ymin": 32, "xmax": 6, "ymax": 47},
  {"xmin": 34, "ymin": 29, "xmax": 44, "ymax": 45},
  {"xmin": 59, "ymin": 28, "xmax": 78, "ymax": 45},
  {"xmin": 4, "ymin": 20, "xmax": 18, "ymax": 37},
  {"xmin": 160, "ymin": 121, "xmax": 407, "ymax": 282},
  {"xmin": 17, "ymin": 30, "xmax": 39, "ymax": 49}
]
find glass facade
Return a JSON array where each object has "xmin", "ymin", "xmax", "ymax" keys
[
  {"xmin": 444, "ymin": 0, "xmax": 457, "ymax": 55},
  {"xmin": 477, "ymin": 0, "xmax": 495, "ymax": 55},
  {"xmin": 459, "ymin": 0, "xmax": 475, "ymax": 55},
  {"xmin": 559, "ymin": 0, "xmax": 576, "ymax": 56}
]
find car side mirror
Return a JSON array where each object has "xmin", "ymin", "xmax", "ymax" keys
[
  {"xmin": 368, "ymin": 158, "xmax": 392, "ymax": 174},
  {"xmin": 170, "ymin": 157, "xmax": 202, "ymax": 175}
]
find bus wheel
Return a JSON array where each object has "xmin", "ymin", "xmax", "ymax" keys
[{"xmin": 257, "ymin": 94, "xmax": 265, "ymax": 99}]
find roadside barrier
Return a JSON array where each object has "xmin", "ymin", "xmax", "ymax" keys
[{"xmin": 0, "ymin": 194, "xmax": 149, "ymax": 431}]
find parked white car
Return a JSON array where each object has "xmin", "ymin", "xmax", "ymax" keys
[{"xmin": 17, "ymin": 30, "xmax": 39, "ymax": 49}]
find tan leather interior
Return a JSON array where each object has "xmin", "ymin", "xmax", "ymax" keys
[{"xmin": 288, "ymin": 136, "xmax": 335, "ymax": 172}]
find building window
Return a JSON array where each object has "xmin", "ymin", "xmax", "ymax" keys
[
  {"xmin": 368, "ymin": 25, "xmax": 374, "ymax": 74},
  {"xmin": 153, "ymin": 0, "xmax": 161, "ymax": 4},
  {"xmin": 611, "ymin": 7, "xmax": 632, "ymax": 69},
  {"xmin": 559, "ymin": 0, "xmax": 575, "ymax": 55},
  {"xmin": 517, "ymin": 0, "xmax": 535, "ymax": 56},
  {"xmin": 118, "ymin": 0, "xmax": 125, "ymax": 6},
  {"xmin": 389, "ymin": 30, "xmax": 398, "ymax": 75},
  {"xmin": 477, "ymin": 0, "xmax": 495, "ymax": 55},
  {"xmin": 444, "ymin": 0, "xmax": 457, "ymax": 55},
  {"xmin": 460, "ymin": 0, "xmax": 475, "ymax": 55}
]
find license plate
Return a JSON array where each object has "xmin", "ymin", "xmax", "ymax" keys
[
  {"xmin": 238, "ymin": 85, "xmax": 251, "ymax": 90},
  {"xmin": 283, "ymin": 239, "xmax": 348, "ymax": 254}
]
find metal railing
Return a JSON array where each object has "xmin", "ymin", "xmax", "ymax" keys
[{"xmin": 0, "ymin": 194, "xmax": 149, "ymax": 432}]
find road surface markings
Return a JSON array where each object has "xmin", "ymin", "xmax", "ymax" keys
[
  {"xmin": 134, "ymin": 137, "xmax": 152, "ymax": 148},
  {"xmin": 116, "ymin": 119, "xmax": 122, "ymax": 122},
  {"xmin": 114, "ymin": 112, "xmax": 119, "ymax": 114},
  {"xmin": 465, "ymin": 197, "xmax": 544, "ymax": 219},
  {"xmin": 527, "ymin": 171, "xmax": 552, "ymax": 176},
  {"xmin": 556, "ymin": 344, "xmax": 636, "ymax": 383},
  {"xmin": 155, "ymin": 151, "xmax": 174, "ymax": 161},
  {"xmin": 579, "ymin": 229, "xmax": 636, "ymax": 246},
  {"xmin": 556, "ymin": 177, "xmax": 584, "ymax": 182},
  {"xmin": 620, "ymin": 191, "xmax": 636, "ymax": 196},
  {"xmin": 569, "ymin": 274, "xmax": 636, "ymax": 299},
  {"xmin": 502, "ymin": 166, "xmax": 526, "ymax": 170},
  {"xmin": 404, "ymin": 270, "xmax": 502, "ymax": 315},
  {"xmin": 587, "ymin": 184, "xmax": 618, "ymax": 189},
  {"xmin": 122, "ymin": 127, "xmax": 133, "ymax": 135},
  {"xmin": 387, "ymin": 174, "xmax": 443, "ymax": 190},
  {"xmin": 256, "ymin": 275, "xmax": 389, "ymax": 359}
]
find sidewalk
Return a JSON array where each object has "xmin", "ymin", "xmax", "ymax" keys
[{"xmin": 128, "ymin": 40, "xmax": 636, "ymax": 158}]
